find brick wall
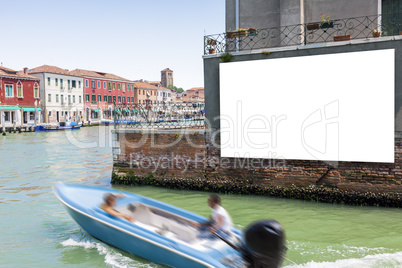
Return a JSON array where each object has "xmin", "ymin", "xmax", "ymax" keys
[{"xmin": 113, "ymin": 129, "xmax": 402, "ymax": 197}]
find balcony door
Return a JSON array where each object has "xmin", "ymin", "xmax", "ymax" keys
[{"xmin": 382, "ymin": 0, "xmax": 402, "ymax": 35}]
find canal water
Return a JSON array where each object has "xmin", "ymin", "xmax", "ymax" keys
[{"xmin": 1, "ymin": 126, "xmax": 402, "ymax": 268}]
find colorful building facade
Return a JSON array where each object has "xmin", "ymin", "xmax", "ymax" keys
[
  {"xmin": 0, "ymin": 66, "xmax": 40, "ymax": 128},
  {"xmin": 69, "ymin": 69, "xmax": 135, "ymax": 123},
  {"xmin": 28, "ymin": 65, "xmax": 84, "ymax": 124}
]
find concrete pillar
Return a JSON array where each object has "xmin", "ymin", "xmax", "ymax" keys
[{"xmin": 280, "ymin": 0, "xmax": 304, "ymax": 46}]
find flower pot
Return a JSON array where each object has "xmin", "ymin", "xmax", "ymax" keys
[
  {"xmin": 333, "ymin": 34, "xmax": 351, "ymax": 42},
  {"xmin": 307, "ymin": 23, "xmax": 320, "ymax": 30},
  {"xmin": 248, "ymin": 28, "xmax": 257, "ymax": 36},
  {"xmin": 372, "ymin": 32, "xmax": 381, "ymax": 38},
  {"xmin": 226, "ymin": 30, "xmax": 248, "ymax": 38},
  {"xmin": 208, "ymin": 49, "xmax": 215, "ymax": 54},
  {"xmin": 321, "ymin": 21, "xmax": 334, "ymax": 29},
  {"xmin": 226, "ymin": 31, "xmax": 235, "ymax": 38}
]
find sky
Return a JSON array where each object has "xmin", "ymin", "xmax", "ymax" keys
[{"xmin": 1, "ymin": 0, "xmax": 225, "ymax": 90}]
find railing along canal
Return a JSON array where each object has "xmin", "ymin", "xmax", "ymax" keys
[
  {"xmin": 111, "ymin": 103, "xmax": 205, "ymax": 129},
  {"xmin": 204, "ymin": 12, "xmax": 402, "ymax": 55}
]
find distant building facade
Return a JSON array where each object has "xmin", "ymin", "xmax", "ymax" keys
[
  {"xmin": 182, "ymin": 87, "xmax": 204, "ymax": 105},
  {"xmin": 156, "ymin": 87, "xmax": 172, "ymax": 106},
  {"xmin": 29, "ymin": 65, "xmax": 83, "ymax": 124},
  {"xmin": 69, "ymin": 69, "xmax": 135, "ymax": 123},
  {"xmin": 134, "ymin": 81, "xmax": 158, "ymax": 107},
  {"xmin": 0, "ymin": 66, "xmax": 40, "ymax": 127}
]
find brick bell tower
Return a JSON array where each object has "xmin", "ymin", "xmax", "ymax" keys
[{"xmin": 161, "ymin": 68, "xmax": 173, "ymax": 88}]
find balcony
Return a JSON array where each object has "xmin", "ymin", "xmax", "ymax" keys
[{"xmin": 204, "ymin": 12, "xmax": 402, "ymax": 55}]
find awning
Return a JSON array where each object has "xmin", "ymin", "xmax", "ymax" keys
[
  {"xmin": 131, "ymin": 109, "xmax": 138, "ymax": 113},
  {"xmin": 114, "ymin": 109, "xmax": 121, "ymax": 113},
  {"xmin": 123, "ymin": 109, "xmax": 130, "ymax": 113},
  {"xmin": 92, "ymin": 109, "xmax": 100, "ymax": 113},
  {"xmin": 22, "ymin": 107, "xmax": 42, "ymax": 112},
  {"xmin": 0, "ymin": 106, "xmax": 20, "ymax": 110}
]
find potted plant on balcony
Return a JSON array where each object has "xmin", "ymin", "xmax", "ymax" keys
[
  {"xmin": 247, "ymin": 27, "xmax": 257, "ymax": 36},
  {"xmin": 334, "ymin": 34, "xmax": 352, "ymax": 41},
  {"xmin": 226, "ymin": 28, "xmax": 248, "ymax": 38},
  {"xmin": 206, "ymin": 38, "xmax": 217, "ymax": 46},
  {"xmin": 307, "ymin": 23, "xmax": 320, "ymax": 31},
  {"xmin": 372, "ymin": 29, "xmax": 381, "ymax": 38},
  {"xmin": 207, "ymin": 45, "xmax": 215, "ymax": 54},
  {"xmin": 320, "ymin": 12, "xmax": 334, "ymax": 29}
]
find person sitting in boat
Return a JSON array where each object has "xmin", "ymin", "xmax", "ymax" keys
[
  {"xmin": 101, "ymin": 193, "xmax": 135, "ymax": 222},
  {"xmin": 193, "ymin": 194, "xmax": 233, "ymax": 239}
]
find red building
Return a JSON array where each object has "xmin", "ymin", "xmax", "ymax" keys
[
  {"xmin": 0, "ymin": 66, "xmax": 41, "ymax": 127},
  {"xmin": 69, "ymin": 69, "xmax": 135, "ymax": 123}
]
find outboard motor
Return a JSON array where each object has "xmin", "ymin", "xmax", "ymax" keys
[{"xmin": 242, "ymin": 220, "xmax": 286, "ymax": 268}]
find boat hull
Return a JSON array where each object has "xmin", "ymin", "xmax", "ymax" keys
[{"xmin": 54, "ymin": 184, "xmax": 243, "ymax": 268}]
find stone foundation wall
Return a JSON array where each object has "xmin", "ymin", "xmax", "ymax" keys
[{"xmin": 112, "ymin": 129, "xmax": 402, "ymax": 202}]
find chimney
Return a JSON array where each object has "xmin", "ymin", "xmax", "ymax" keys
[{"xmin": 23, "ymin": 67, "xmax": 28, "ymax": 74}]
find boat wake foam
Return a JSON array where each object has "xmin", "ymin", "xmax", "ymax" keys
[
  {"xmin": 61, "ymin": 236, "xmax": 158, "ymax": 268},
  {"xmin": 284, "ymin": 251, "xmax": 402, "ymax": 268}
]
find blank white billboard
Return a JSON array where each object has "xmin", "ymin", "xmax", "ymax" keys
[{"xmin": 219, "ymin": 49, "xmax": 394, "ymax": 163}]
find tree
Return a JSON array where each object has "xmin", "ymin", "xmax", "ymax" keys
[{"xmin": 167, "ymin": 85, "xmax": 184, "ymax": 93}]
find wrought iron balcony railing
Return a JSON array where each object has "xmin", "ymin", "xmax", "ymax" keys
[
  {"xmin": 204, "ymin": 12, "xmax": 402, "ymax": 55},
  {"xmin": 111, "ymin": 103, "xmax": 205, "ymax": 129}
]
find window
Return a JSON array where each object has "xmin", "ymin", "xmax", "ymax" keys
[
  {"xmin": 78, "ymin": 81, "xmax": 81, "ymax": 88},
  {"xmin": 73, "ymin": 95, "xmax": 76, "ymax": 103},
  {"xmin": 72, "ymin": 80, "xmax": 76, "ymax": 88},
  {"xmin": 4, "ymin": 111, "xmax": 10, "ymax": 121},
  {"xmin": 47, "ymin": 77, "xmax": 51, "ymax": 86},
  {"xmin": 122, "ymin": 83, "xmax": 125, "ymax": 92},
  {"xmin": 5, "ymin": 84, "xmax": 13, "ymax": 97},
  {"xmin": 17, "ymin": 82, "xmax": 23, "ymax": 98},
  {"xmin": 108, "ymin": 96, "xmax": 112, "ymax": 103},
  {"xmin": 98, "ymin": 94, "xmax": 102, "ymax": 102},
  {"xmin": 91, "ymin": 80, "xmax": 96, "ymax": 89},
  {"xmin": 122, "ymin": 96, "xmax": 126, "ymax": 103},
  {"xmin": 56, "ymin": 94, "xmax": 59, "ymax": 102},
  {"xmin": 127, "ymin": 84, "xmax": 130, "ymax": 91},
  {"xmin": 108, "ymin": 82, "xmax": 112, "ymax": 91},
  {"xmin": 86, "ymin": 94, "xmax": 90, "ymax": 102},
  {"xmin": 103, "ymin": 81, "xmax": 106, "ymax": 89},
  {"xmin": 48, "ymin": 111, "xmax": 52, "ymax": 117},
  {"xmin": 48, "ymin": 94, "xmax": 51, "ymax": 102},
  {"xmin": 55, "ymin": 78, "xmax": 58, "ymax": 86},
  {"xmin": 131, "ymin": 97, "xmax": 134, "ymax": 103},
  {"xmin": 79, "ymin": 95, "xmax": 82, "ymax": 103},
  {"xmin": 68, "ymin": 95, "xmax": 71, "ymax": 104},
  {"xmin": 61, "ymin": 94, "xmax": 64, "ymax": 104},
  {"xmin": 60, "ymin": 79, "xmax": 63, "ymax": 89},
  {"xmin": 113, "ymin": 96, "xmax": 116, "ymax": 103},
  {"xmin": 34, "ymin": 83, "xmax": 39, "ymax": 98},
  {"xmin": 131, "ymin": 84, "xmax": 133, "ymax": 91},
  {"xmin": 113, "ymin": 83, "xmax": 116, "ymax": 90},
  {"xmin": 68, "ymin": 80, "xmax": 71, "ymax": 90},
  {"xmin": 104, "ymin": 95, "xmax": 107, "ymax": 102},
  {"xmin": 92, "ymin": 95, "xmax": 96, "ymax": 103},
  {"xmin": 98, "ymin": 81, "xmax": 101, "ymax": 88},
  {"xmin": 127, "ymin": 97, "xmax": 130, "ymax": 103},
  {"xmin": 118, "ymin": 83, "xmax": 121, "ymax": 90},
  {"xmin": 85, "ymin": 79, "xmax": 89, "ymax": 87}
]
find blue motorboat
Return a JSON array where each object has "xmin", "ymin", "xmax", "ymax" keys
[
  {"xmin": 53, "ymin": 183, "xmax": 286, "ymax": 268},
  {"xmin": 36, "ymin": 121, "xmax": 82, "ymax": 131}
]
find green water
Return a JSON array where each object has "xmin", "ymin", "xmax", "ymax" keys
[{"xmin": 1, "ymin": 126, "xmax": 402, "ymax": 268}]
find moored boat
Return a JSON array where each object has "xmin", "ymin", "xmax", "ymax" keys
[
  {"xmin": 35, "ymin": 121, "xmax": 82, "ymax": 131},
  {"xmin": 53, "ymin": 183, "xmax": 286, "ymax": 268}
]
